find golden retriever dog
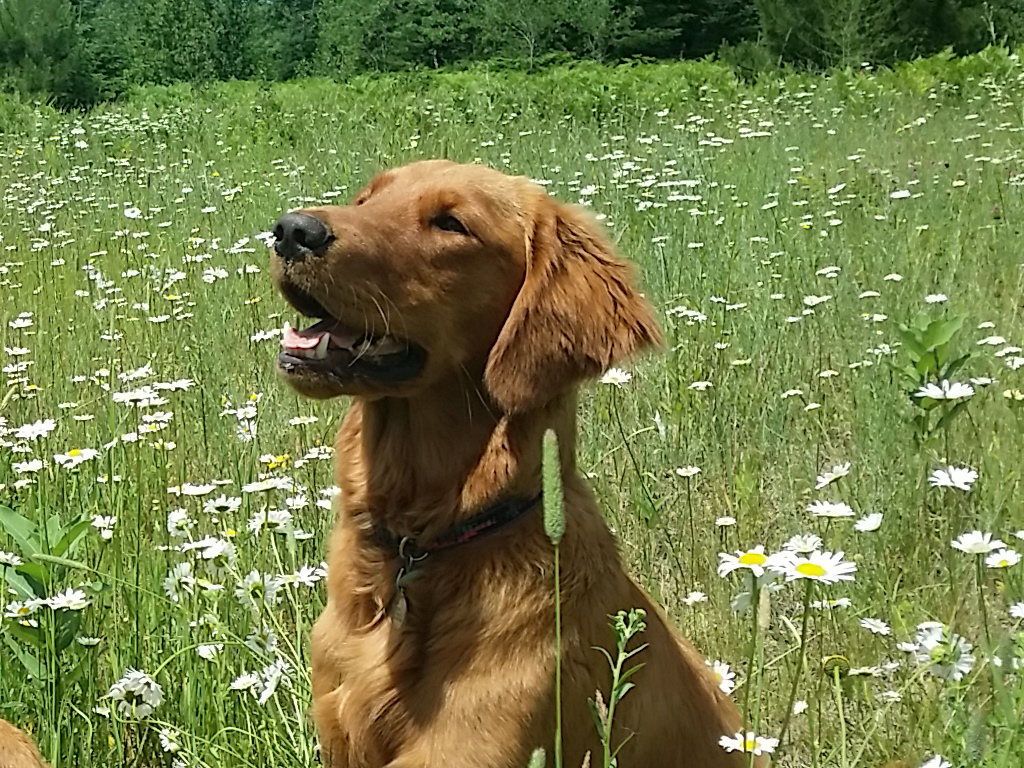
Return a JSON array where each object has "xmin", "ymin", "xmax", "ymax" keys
[
  {"xmin": 271, "ymin": 160, "xmax": 756, "ymax": 768},
  {"xmin": 0, "ymin": 719, "xmax": 47, "ymax": 768}
]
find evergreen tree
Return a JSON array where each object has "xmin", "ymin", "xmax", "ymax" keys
[{"xmin": 0, "ymin": 0, "xmax": 79, "ymax": 96}]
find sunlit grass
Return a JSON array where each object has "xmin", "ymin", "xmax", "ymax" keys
[{"xmin": 1, "ymin": 50, "xmax": 1023, "ymax": 766}]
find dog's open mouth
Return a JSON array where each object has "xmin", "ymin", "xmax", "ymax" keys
[{"xmin": 276, "ymin": 284, "xmax": 426, "ymax": 385}]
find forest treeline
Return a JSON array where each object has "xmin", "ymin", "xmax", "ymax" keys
[{"xmin": 2, "ymin": 0, "xmax": 1024, "ymax": 108}]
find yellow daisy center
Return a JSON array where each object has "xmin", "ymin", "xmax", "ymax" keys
[
  {"xmin": 743, "ymin": 739, "xmax": 756, "ymax": 751},
  {"xmin": 739, "ymin": 552, "xmax": 767, "ymax": 566},
  {"xmin": 68, "ymin": 449, "xmax": 81, "ymax": 457},
  {"xmin": 796, "ymin": 562, "xmax": 827, "ymax": 578}
]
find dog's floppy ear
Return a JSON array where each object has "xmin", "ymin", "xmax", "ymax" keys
[{"xmin": 484, "ymin": 198, "xmax": 663, "ymax": 414}]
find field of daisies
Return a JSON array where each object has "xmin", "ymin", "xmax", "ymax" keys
[{"xmin": 1, "ymin": 48, "xmax": 1023, "ymax": 767}]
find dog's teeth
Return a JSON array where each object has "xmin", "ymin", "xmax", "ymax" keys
[
  {"xmin": 312, "ymin": 334, "xmax": 330, "ymax": 360},
  {"xmin": 372, "ymin": 336, "xmax": 404, "ymax": 355}
]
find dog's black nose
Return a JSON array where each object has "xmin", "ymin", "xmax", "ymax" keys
[{"xmin": 273, "ymin": 212, "xmax": 332, "ymax": 260}]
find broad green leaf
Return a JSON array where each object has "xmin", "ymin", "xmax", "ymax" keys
[
  {"xmin": 3, "ymin": 634, "xmax": 48, "ymax": 680},
  {"xmin": 922, "ymin": 316, "xmax": 964, "ymax": 350},
  {"xmin": 2, "ymin": 568, "xmax": 38, "ymax": 599},
  {"xmin": 897, "ymin": 329, "xmax": 926, "ymax": 362},
  {"xmin": 54, "ymin": 609, "xmax": 82, "ymax": 653},
  {"xmin": 943, "ymin": 353, "xmax": 972, "ymax": 381},
  {"xmin": 0, "ymin": 506, "xmax": 38, "ymax": 556},
  {"xmin": 52, "ymin": 519, "xmax": 93, "ymax": 559}
]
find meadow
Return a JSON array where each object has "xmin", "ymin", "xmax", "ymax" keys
[{"xmin": 1, "ymin": 48, "xmax": 1023, "ymax": 767}]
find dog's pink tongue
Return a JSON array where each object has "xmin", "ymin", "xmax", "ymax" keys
[
  {"xmin": 282, "ymin": 320, "xmax": 365, "ymax": 351},
  {"xmin": 282, "ymin": 320, "xmax": 332, "ymax": 350}
]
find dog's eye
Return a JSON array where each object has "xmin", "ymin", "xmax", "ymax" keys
[{"xmin": 432, "ymin": 213, "xmax": 468, "ymax": 235}]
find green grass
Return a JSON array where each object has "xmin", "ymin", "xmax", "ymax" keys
[{"xmin": 1, "ymin": 49, "xmax": 1024, "ymax": 767}]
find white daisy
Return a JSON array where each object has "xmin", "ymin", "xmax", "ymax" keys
[
  {"xmin": 928, "ymin": 466, "xmax": 978, "ymax": 491},
  {"xmin": 241, "ymin": 477, "xmax": 293, "ymax": 494},
  {"xmin": 783, "ymin": 533, "xmax": 823, "ymax": 553},
  {"xmin": 54, "ymin": 447, "xmax": 100, "ymax": 468},
  {"xmin": 985, "ymin": 548, "xmax": 1020, "ymax": 568},
  {"xmin": 234, "ymin": 570, "xmax": 284, "ymax": 613},
  {"xmin": 912, "ymin": 622, "xmax": 975, "ymax": 682},
  {"xmin": 166, "ymin": 508, "xmax": 193, "ymax": 538},
  {"xmin": 706, "ymin": 660, "xmax": 736, "ymax": 694},
  {"xmin": 168, "ymin": 482, "xmax": 216, "ymax": 497},
  {"xmin": 860, "ymin": 618, "xmax": 892, "ymax": 636},
  {"xmin": 196, "ymin": 643, "xmax": 224, "ymax": 660},
  {"xmin": 290, "ymin": 564, "xmax": 326, "ymax": 587},
  {"xmin": 13, "ymin": 419, "xmax": 56, "ymax": 440},
  {"xmin": 717, "ymin": 546, "xmax": 784, "ymax": 578},
  {"xmin": 107, "ymin": 669, "xmax": 163, "ymax": 718},
  {"xmin": 807, "ymin": 500, "xmax": 854, "ymax": 518},
  {"xmin": 247, "ymin": 508, "xmax": 294, "ymax": 535},
  {"xmin": 778, "ymin": 551, "xmax": 857, "ymax": 584},
  {"xmin": 854, "ymin": 512, "xmax": 883, "ymax": 532},
  {"xmin": 163, "ymin": 562, "xmax": 196, "ymax": 603},
  {"xmin": 47, "ymin": 588, "xmax": 91, "ymax": 611},
  {"xmin": 230, "ymin": 672, "xmax": 261, "ymax": 692},
  {"xmin": 159, "ymin": 728, "xmax": 181, "ymax": 754},
  {"xmin": 914, "ymin": 380, "xmax": 974, "ymax": 400},
  {"xmin": 815, "ymin": 462, "xmax": 851, "ymax": 489},
  {"xmin": 598, "ymin": 367, "xmax": 632, "ymax": 387},
  {"xmin": 951, "ymin": 530, "xmax": 1006, "ymax": 555},
  {"xmin": 719, "ymin": 731, "xmax": 779, "ymax": 756},
  {"xmin": 204, "ymin": 494, "xmax": 242, "ymax": 516},
  {"xmin": 12, "ymin": 459, "xmax": 45, "ymax": 474},
  {"xmin": 0, "ymin": 550, "xmax": 24, "ymax": 566}
]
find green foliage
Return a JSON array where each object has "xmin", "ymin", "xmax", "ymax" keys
[
  {"xmin": 5, "ymin": 0, "xmax": 1024, "ymax": 107},
  {"xmin": 896, "ymin": 312, "xmax": 974, "ymax": 449},
  {"xmin": 0, "ymin": 503, "xmax": 96, "ymax": 703},
  {"xmin": 589, "ymin": 609, "xmax": 647, "ymax": 768}
]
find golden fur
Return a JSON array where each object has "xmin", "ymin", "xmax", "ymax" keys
[
  {"xmin": 271, "ymin": 160, "xmax": 756, "ymax": 767},
  {"xmin": 0, "ymin": 719, "xmax": 47, "ymax": 768}
]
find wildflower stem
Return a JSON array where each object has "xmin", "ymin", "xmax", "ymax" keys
[
  {"xmin": 831, "ymin": 665, "xmax": 848, "ymax": 768},
  {"xmin": 553, "ymin": 545, "xmax": 563, "ymax": 768},
  {"xmin": 685, "ymin": 477, "xmax": 695, "ymax": 578},
  {"xmin": 741, "ymin": 576, "xmax": 762, "ymax": 757},
  {"xmin": 542, "ymin": 430, "xmax": 564, "ymax": 768},
  {"xmin": 777, "ymin": 579, "xmax": 814, "ymax": 751},
  {"xmin": 974, "ymin": 555, "xmax": 993, "ymax": 652},
  {"xmin": 610, "ymin": 394, "xmax": 687, "ymax": 580}
]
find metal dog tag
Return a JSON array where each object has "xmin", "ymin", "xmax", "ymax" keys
[
  {"xmin": 389, "ymin": 588, "xmax": 408, "ymax": 626},
  {"xmin": 389, "ymin": 566, "xmax": 409, "ymax": 626}
]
